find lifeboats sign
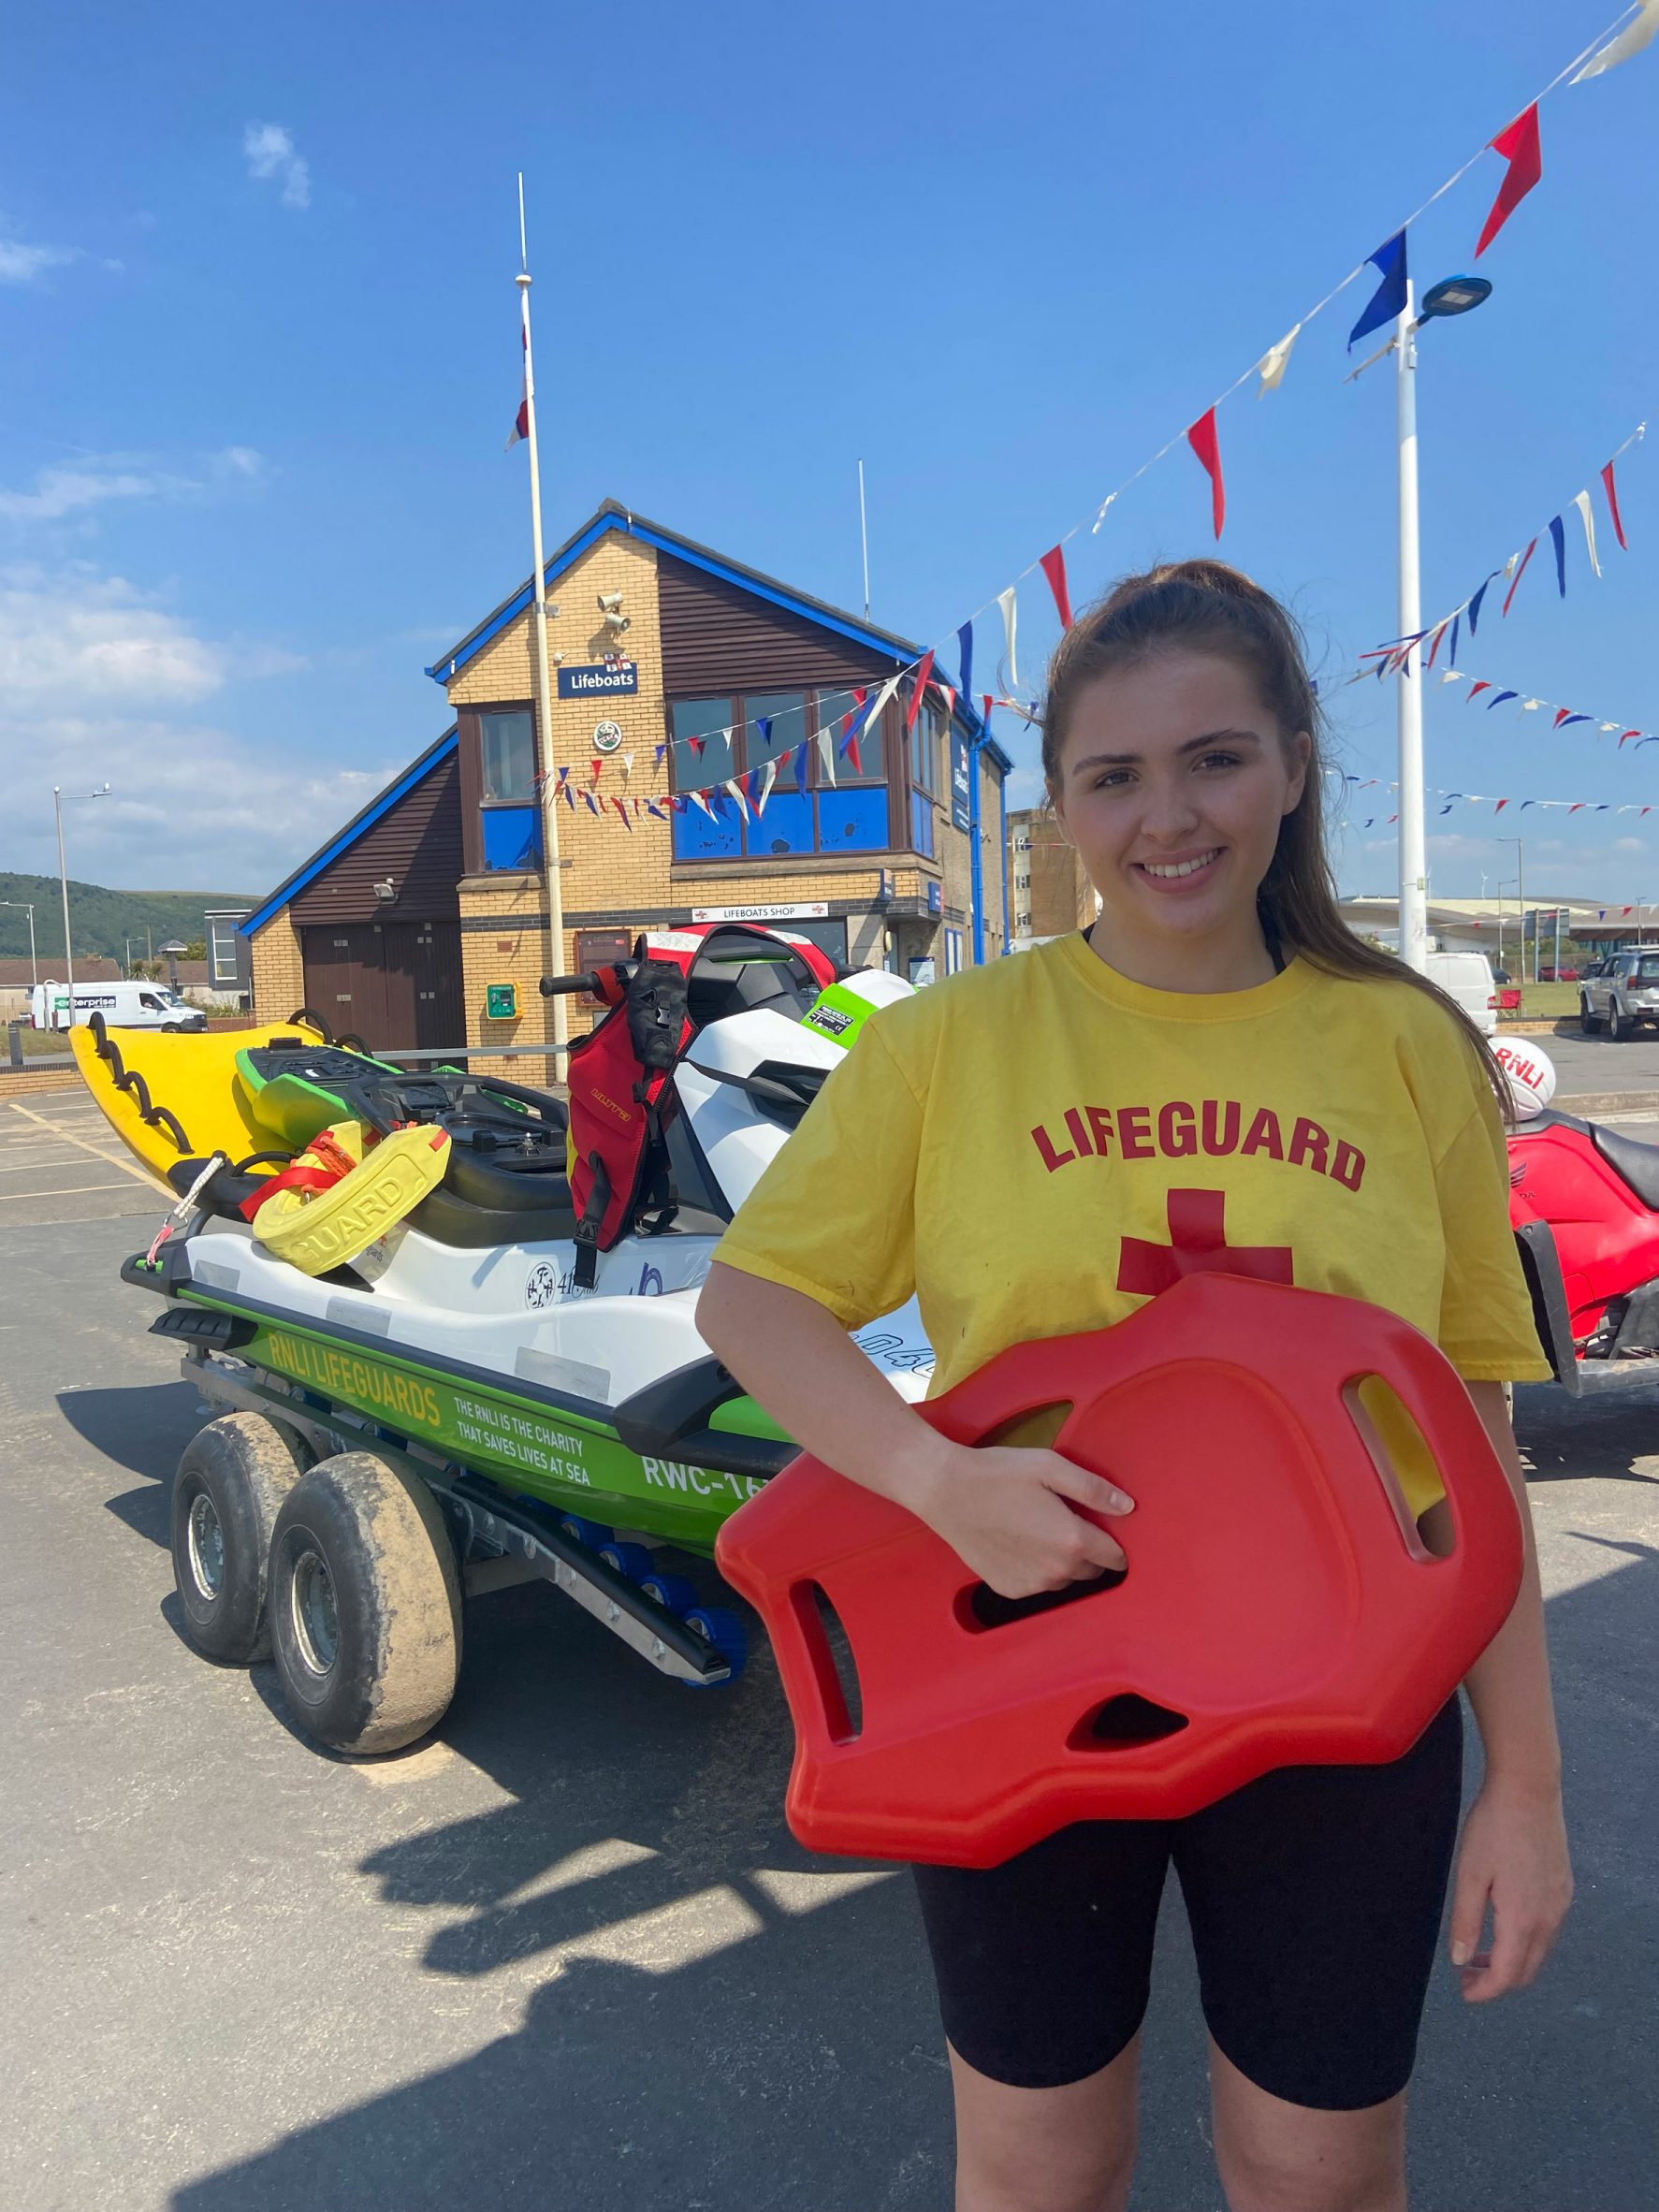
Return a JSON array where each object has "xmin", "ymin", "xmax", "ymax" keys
[
  {"xmin": 691, "ymin": 902, "xmax": 830, "ymax": 924},
  {"xmin": 557, "ymin": 660, "xmax": 639, "ymax": 698}
]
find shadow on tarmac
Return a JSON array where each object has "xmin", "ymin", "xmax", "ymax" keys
[
  {"xmin": 167, "ymin": 1547, "xmax": 1658, "ymax": 2212},
  {"xmin": 72, "ymin": 1382, "xmax": 1653, "ymax": 2209}
]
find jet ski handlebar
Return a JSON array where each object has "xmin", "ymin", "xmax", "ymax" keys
[{"xmin": 540, "ymin": 966, "xmax": 633, "ymax": 1006}]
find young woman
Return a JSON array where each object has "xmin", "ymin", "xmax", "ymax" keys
[{"xmin": 697, "ymin": 561, "xmax": 1572, "ymax": 2212}]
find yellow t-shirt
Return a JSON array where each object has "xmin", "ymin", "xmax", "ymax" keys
[{"xmin": 713, "ymin": 934, "xmax": 1550, "ymax": 1516}]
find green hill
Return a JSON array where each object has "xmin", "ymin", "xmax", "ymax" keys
[{"xmin": 0, "ymin": 873, "xmax": 258, "ymax": 966}]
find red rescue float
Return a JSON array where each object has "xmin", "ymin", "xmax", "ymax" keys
[{"xmin": 716, "ymin": 1273, "xmax": 1522, "ymax": 1868}]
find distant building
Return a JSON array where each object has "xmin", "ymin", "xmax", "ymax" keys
[
  {"xmin": 242, "ymin": 502, "xmax": 1013, "ymax": 1058},
  {"xmin": 1007, "ymin": 808, "xmax": 1099, "ymax": 949}
]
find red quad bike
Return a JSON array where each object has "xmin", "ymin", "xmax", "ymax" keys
[{"xmin": 1500, "ymin": 1040, "xmax": 1659, "ymax": 1392}]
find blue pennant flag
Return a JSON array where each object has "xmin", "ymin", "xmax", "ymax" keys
[
  {"xmin": 1487, "ymin": 690, "xmax": 1519, "ymax": 708},
  {"xmin": 756, "ymin": 715, "xmax": 773, "ymax": 755},
  {"xmin": 1467, "ymin": 572, "xmax": 1498, "ymax": 633},
  {"xmin": 1549, "ymin": 515, "xmax": 1567, "ymax": 596},
  {"xmin": 1448, "ymin": 613, "xmax": 1461, "ymax": 665},
  {"xmin": 1348, "ymin": 229, "xmax": 1408, "ymax": 349},
  {"xmin": 793, "ymin": 740, "xmax": 809, "ymax": 795},
  {"xmin": 956, "ymin": 621, "xmax": 974, "ymax": 712}
]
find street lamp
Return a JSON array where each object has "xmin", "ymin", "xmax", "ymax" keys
[
  {"xmin": 53, "ymin": 782, "xmax": 110, "ymax": 1006},
  {"xmin": 1495, "ymin": 836, "xmax": 1526, "ymax": 982},
  {"xmin": 158, "ymin": 940, "xmax": 188, "ymax": 994},
  {"xmin": 0, "ymin": 901, "xmax": 37, "ymax": 990},
  {"xmin": 1391, "ymin": 273, "xmax": 1493, "ymax": 975}
]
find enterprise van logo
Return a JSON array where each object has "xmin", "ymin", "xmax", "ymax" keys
[{"xmin": 557, "ymin": 661, "xmax": 639, "ymax": 698}]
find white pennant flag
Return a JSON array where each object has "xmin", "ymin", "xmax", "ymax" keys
[
  {"xmin": 862, "ymin": 672, "xmax": 902, "ymax": 745},
  {"xmin": 1438, "ymin": 670, "xmax": 1463, "ymax": 685},
  {"xmin": 1601, "ymin": 722, "xmax": 1621, "ymax": 734},
  {"xmin": 1091, "ymin": 492, "xmax": 1117, "ymax": 534},
  {"xmin": 690, "ymin": 789, "xmax": 715, "ymax": 819},
  {"xmin": 620, "ymin": 751, "xmax": 634, "ymax": 787},
  {"xmin": 1572, "ymin": 0, "xmax": 1659, "ymax": 80},
  {"xmin": 756, "ymin": 760, "xmax": 778, "ymax": 817},
  {"xmin": 1521, "ymin": 697, "xmax": 1542, "ymax": 711},
  {"xmin": 816, "ymin": 726, "xmax": 838, "ymax": 786},
  {"xmin": 1571, "ymin": 488, "xmax": 1602, "ymax": 577},
  {"xmin": 997, "ymin": 586, "xmax": 1019, "ymax": 690},
  {"xmin": 1257, "ymin": 323, "xmax": 1301, "ymax": 396},
  {"xmin": 724, "ymin": 777, "xmax": 750, "ymax": 822}
]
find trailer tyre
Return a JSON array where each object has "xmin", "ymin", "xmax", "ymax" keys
[
  {"xmin": 268, "ymin": 1453, "xmax": 461, "ymax": 1755},
  {"xmin": 170, "ymin": 1414, "xmax": 307, "ymax": 1665}
]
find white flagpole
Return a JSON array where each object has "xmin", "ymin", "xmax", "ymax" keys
[
  {"xmin": 517, "ymin": 175, "xmax": 567, "ymax": 1083},
  {"xmin": 857, "ymin": 458, "xmax": 870, "ymax": 621}
]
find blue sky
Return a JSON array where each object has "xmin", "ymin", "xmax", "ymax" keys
[{"xmin": 0, "ymin": 0, "xmax": 1653, "ymax": 907}]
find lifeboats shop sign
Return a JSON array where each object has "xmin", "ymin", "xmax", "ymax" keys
[{"xmin": 557, "ymin": 661, "xmax": 639, "ymax": 699}]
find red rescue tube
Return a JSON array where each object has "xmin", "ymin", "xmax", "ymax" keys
[{"xmin": 716, "ymin": 1273, "xmax": 1521, "ymax": 1868}]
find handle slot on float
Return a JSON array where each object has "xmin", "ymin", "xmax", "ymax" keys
[
  {"xmin": 791, "ymin": 1581, "xmax": 865, "ymax": 1743},
  {"xmin": 1340, "ymin": 1375, "xmax": 1452, "ymax": 1564},
  {"xmin": 1072, "ymin": 1694, "xmax": 1190, "ymax": 1751}
]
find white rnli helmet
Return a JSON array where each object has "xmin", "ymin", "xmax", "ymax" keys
[{"xmin": 1492, "ymin": 1038, "xmax": 1556, "ymax": 1120}]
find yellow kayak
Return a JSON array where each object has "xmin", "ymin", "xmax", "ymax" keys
[{"xmin": 71, "ymin": 1018, "xmax": 332, "ymax": 1187}]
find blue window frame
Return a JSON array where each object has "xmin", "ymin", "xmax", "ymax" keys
[
  {"xmin": 478, "ymin": 708, "xmax": 543, "ymax": 870},
  {"xmin": 668, "ymin": 687, "xmax": 894, "ymax": 863}
]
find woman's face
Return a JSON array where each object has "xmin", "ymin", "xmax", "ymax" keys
[{"xmin": 1051, "ymin": 650, "xmax": 1311, "ymax": 953}]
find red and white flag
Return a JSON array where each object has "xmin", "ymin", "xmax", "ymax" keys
[{"xmin": 506, "ymin": 327, "xmax": 529, "ymax": 450}]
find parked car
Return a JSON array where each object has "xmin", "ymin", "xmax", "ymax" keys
[
  {"xmin": 28, "ymin": 980, "xmax": 208, "ymax": 1033},
  {"xmin": 1424, "ymin": 950, "xmax": 1498, "ymax": 1037},
  {"xmin": 1579, "ymin": 951, "xmax": 1659, "ymax": 1041},
  {"xmin": 1536, "ymin": 966, "xmax": 1579, "ymax": 983}
]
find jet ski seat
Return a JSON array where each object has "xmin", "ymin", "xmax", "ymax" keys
[{"xmin": 1589, "ymin": 1120, "xmax": 1659, "ymax": 1210}]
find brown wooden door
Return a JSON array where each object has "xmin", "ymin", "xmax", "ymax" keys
[
  {"xmin": 388, "ymin": 921, "xmax": 463, "ymax": 1051},
  {"xmin": 303, "ymin": 926, "xmax": 385, "ymax": 1044}
]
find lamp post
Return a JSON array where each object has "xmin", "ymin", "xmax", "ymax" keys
[
  {"xmin": 1393, "ymin": 273, "xmax": 1493, "ymax": 975},
  {"xmin": 1495, "ymin": 876, "xmax": 1518, "ymax": 975},
  {"xmin": 53, "ymin": 782, "xmax": 110, "ymax": 1006},
  {"xmin": 0, "ymin": 901, "xmax": 37, "ymax": 989},
  {"xmin": 1495, "ymin": 836, "xmax": 1526, "ymax": 982}
]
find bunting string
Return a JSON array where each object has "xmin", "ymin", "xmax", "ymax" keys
[
  {"xmin": 1343, "ymin": 773, "xmax": 1653, "ymax": 826},
  {"xmin": 1433, "ymin": 666, "xmax": 1652, "ymax": 749}
]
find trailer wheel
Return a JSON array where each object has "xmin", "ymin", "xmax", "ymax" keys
[
  {"xmin": 268, "ymin": 1453, "xmax": 461, "ymax": 1755},
  {"xmin": 170, "ymin": 1414, "xmax": 308, "ymax": 1664}
]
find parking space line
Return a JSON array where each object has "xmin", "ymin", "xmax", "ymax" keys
[
  {"xmin": 4, "ymin": 1100, "xmax": 156, "ymax": 1185},
  {"xmin": 0, "ymin": 1183, "xmax": 134, "ymax": 1201},
  {"xmin": 0, "ymin": 1158, "xmax": 89, "ymax": 1174}
]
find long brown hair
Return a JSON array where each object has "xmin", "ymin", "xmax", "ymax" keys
[{"xmin": 1040, "ymin": 559, "xmax": 1511, "ymax": 1110}]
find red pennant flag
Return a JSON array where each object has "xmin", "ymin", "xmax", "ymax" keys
[
  {"xmin": 1494, "ymin": 798, "xmax": 1508, "ymax": 812},
  {"xmin": 1038, "ymin": 546, "xmax": 1073, "ymax": 628},
  {"xmin": 1568, "ymin": 803, "xmax": 1587, "ymax": 815},
  {"xmin": 612, "ymin": 796, "xmax": 633, "ymax": 831},
  {"xmin": 840, "ymin": 685, "xmax": 867, "ymax": 775},
  {"xmin": 589, "ymin": 757, "xmax": 604, "ymax": 784},
  {"xmin": 1476, "ymin": 104, "xmax": 1543, "ymax": 257},
  {"xmin": 1466, "ymin": 681, "xmax": 1492, "ymax": 704},
  {"xmin": 1553, "ymin": 707, "xmax": 1573, "ymax": 729},
  {"xmin": 1186, "ymin": 408, "xmax": 1226, "ymax": 538},
  {"xmin": 1602, "ymin": 459, "xmax": 1628, "ymax": 550},
  {"xmin": 506, "ymin": 326, "xmax": 530, "ymax": 449},
  {"xmin": 1622, "ymin": 730, "xmax": 1642, "ymax": 747},
  {"xmin": 1501, "ymin": 539, "xmax": 1537, "ymax": 617},
  {"xmin": 1424, "ymin": 621, "xmax": 1448, "ymax": 670},
  {"xmin": 906, "ymin": 649, "xmax": 936, "ymax": 734},
  {"xmin": 689, "ymin": 735, "xmax": 706, "ymax": 760}
]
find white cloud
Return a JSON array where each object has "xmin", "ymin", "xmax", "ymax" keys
[
  {"xmin": 4, "ymin": 714, "xmax": 395, "ymax": 890},
  {"xmin": 0, "ymin": 237, "xmax": 80, "ymax": 283},
  {"xmin": 0, "ymin": 447, "xmax": 268, "ymax": 527},
  {"xmin": 242, "ymin": 123, "xmax": 311, "ymax": 210},
  {"xmin": 0, "ymin": 567, "xmax": 226, "ymax": 703}
]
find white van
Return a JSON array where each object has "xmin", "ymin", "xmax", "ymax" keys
[
  {"xmin": 29, "ymin": 981, "xmax": 209, "ymax": 1034},
  {"xmin": 1423, "ymin": 951, "xmax": 1498, "ymax": 1037}
]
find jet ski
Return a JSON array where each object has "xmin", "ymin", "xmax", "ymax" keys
[{"xmin": 91, "ymin": 923, "xmax": 937, "ymax": 1754}]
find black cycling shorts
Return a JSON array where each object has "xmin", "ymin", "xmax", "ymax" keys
[{"xmin": 912, "ymin": 1695, "xmax": 1463, "ymax": 2112}]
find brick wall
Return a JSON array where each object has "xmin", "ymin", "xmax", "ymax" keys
[{"xmin": 249, "ymin": 909, "xmax": 304, "ymax": 1021}]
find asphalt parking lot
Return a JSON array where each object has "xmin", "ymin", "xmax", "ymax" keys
[{"xmin": 3, "ymin": 1091, "xmax": 1656, "ymax": 2211}]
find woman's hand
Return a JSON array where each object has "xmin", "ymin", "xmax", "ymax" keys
[
  {"xmin": 1448, "ymin": 1771, "xmax": 1573, "ymax": 2002},
  {"xmin": 910, "ymin": 1443, "xmax": 1135, "ymax": 1600}
]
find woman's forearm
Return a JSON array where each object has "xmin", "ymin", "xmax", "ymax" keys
[
  {"xmin": 1456, "ymin": 1380, "xmax": 1562, "ymax": 1786},
  {"xmin": 696, "ymin": 1261, "xmax": 954, "ymax": 1513}
]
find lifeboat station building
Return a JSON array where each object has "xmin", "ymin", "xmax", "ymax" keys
[{"xmin": 243, "ymin": 501, "xmax": 1013, "ymax": 1060}]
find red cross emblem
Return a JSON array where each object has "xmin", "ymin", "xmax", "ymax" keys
[{"xmin": 1116, "ymin": 1188, "xmax": 1294, "ymax": 1297}]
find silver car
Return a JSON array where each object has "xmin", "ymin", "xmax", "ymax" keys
[{"xmin": 1580, "ymin": 951, "xmax": 1659, "ymax": 1041}]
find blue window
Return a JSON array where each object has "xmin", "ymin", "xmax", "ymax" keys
[
  {"xmin": 477, "ymin": 709, "xmax": 543, "ymax": 869},
  {"xmin": 668, "ymin": 686, "xmax": 895, "ymax": 862},
  {"xmin": 481, "ymin": 806, "xmax": 542, "ymax": 869}
]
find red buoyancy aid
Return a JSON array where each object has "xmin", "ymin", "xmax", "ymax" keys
[{"xmin": 565, "ymin": 924, "xmax": 839, "ymax": 1286}]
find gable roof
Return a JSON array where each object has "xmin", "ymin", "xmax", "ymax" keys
[
  {"xmin": 239, "ymin": 727, "xmax": 458, "ymax": 939},
  {"xmin": 426, "ymin": 498, "xmax": 1013, "ymax": 771}
]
